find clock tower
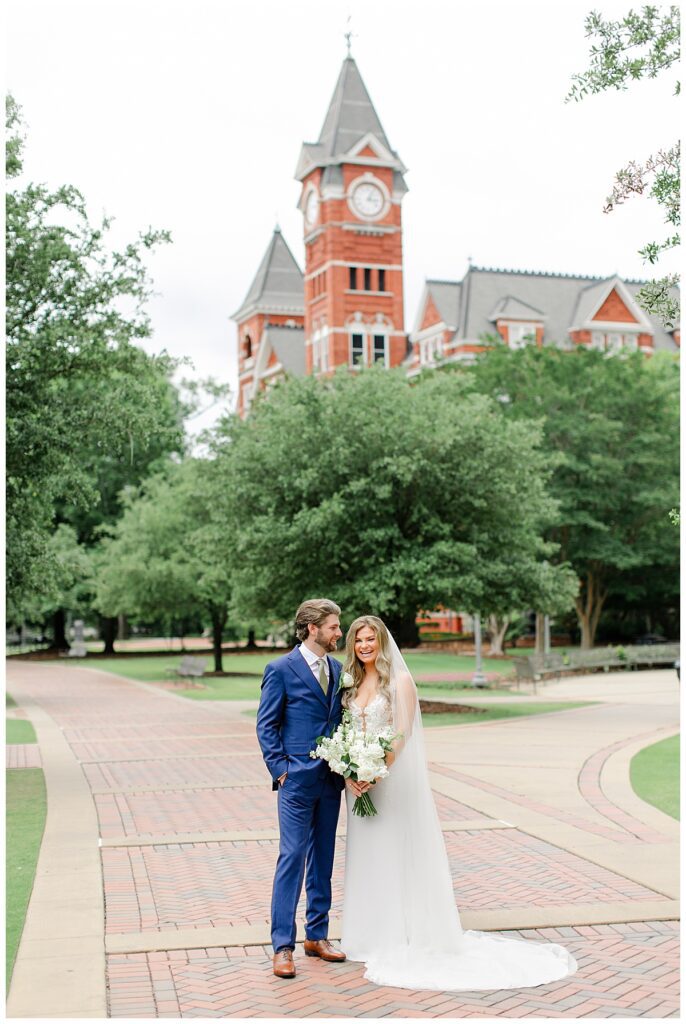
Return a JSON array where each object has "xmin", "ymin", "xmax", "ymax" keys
[{"xmin": 295, "ymin": 55, "xmax": 408, "ymax": 375}]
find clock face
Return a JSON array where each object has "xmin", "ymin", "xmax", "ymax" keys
[
  {"xmin": 305, "ymin": 190, "xmax": 319, "ymax": 227},
  {"xmin": 352, "ymin": 182, "xmax": 385, "ymax": 219}
]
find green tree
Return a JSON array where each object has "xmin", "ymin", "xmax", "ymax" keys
[
  {"xmin": 567, "ymin": 6, "xmax": 680, "ymax": 327},
  {"xmin": 466, "ymin": 344, "xmax": 680, "ymax": 647},
  {"xmin": 15, "ymin": 524, "xmax": 94, "ymax": 633},
  {"xmin": 94, "ymin": 460, "xmax": 233, "ymax": 671},
  {"xmin": 211, "ymin": 368, "xmax": 575, "ymax": 645},
  {"xmin": 6, "ymin": 95, "xmax": 184, "ymax": 626}
]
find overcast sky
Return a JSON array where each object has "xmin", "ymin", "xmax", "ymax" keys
[{"xmin": 7, "ymin": 0, "xmax": 679, "ymax": 433}]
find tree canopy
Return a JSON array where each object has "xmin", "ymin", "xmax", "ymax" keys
[
  {"xmin": 94, "ymin": 460, "xmax": 233, "ymax": 670},
  {"xmin": 466, "ymin": 343, "xmax": 679, "ymax": 646},
  {"xmin": 209, "ymin": 368, "xmax": 576, "ymax": 645},
  {"xmin": 567, "ymin": 6, "xmax": 680, "ymax": 327},
  {"xmin": 6, "ymin": 95, "xmax": 186, "ymax": 622}
]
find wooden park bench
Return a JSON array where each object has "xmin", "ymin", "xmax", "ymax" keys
[
  {"xmin": 566, "ymin": 648, "xmax": 625, "ymax": 673},
  {"xmin": 623, "ymin": 643, "xmax": 680, "ymax": 669},
  {"xmin": 512, "ymin": 643, "xmax": 680, "ymax": 686},
  {"xmin": 512, "ymin": 652, "xmax": 565, "ymax": 686},
  {"xmin": 166, "ymin": 655, "xmax": 206, "ymax": 680}
]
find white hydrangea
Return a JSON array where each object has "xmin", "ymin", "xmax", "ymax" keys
[{"xmin": 311, "ymin": 716, "xmax": 400, "ymax": 816}]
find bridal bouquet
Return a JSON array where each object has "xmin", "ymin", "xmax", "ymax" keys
[{"xmin": 311, "ymin": 710, "xmax": 399, "ymax": 817}]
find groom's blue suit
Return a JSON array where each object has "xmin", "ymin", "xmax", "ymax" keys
[{"xmin": 256, "ymin": 646, "xmax": 344, "ymax": 952}]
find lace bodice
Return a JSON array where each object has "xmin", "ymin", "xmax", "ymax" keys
[{"xmin": 349, "ymin": 693, "xmax": 392, "ymax": 734}]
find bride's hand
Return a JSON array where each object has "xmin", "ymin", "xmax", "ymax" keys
[
  {"xmin": 357, "ymin": 779, "xmax": 377, "ymax": 793},
  {"xmin": 346, "ymin": 778, "xmax": 364, "ymax": 798}
]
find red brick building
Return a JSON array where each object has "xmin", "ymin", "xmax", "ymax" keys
[
  {"xmin": 233, "ymin": 54, "xmax": 679, "ymax": 417},
  {"xmin": 236, "ymin": 51, "xmax": 683, "ymax": 415},
  {"xmin": 234, "ymin": 54, "xmax": 409, "ymax": 417},
  {"xmin": 407, "ymin": 270, "xmax": 679, "ymax": 376},
  {"xmin": 232, "ymin": 52, "xmax": 680, "ymax": 634}
]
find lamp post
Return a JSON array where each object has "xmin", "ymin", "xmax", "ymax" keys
[
  {"xmin": 471, "ymin": 612, "xmax": 487, "ymax": 688},
  {"xmin": 544, "ymin": 614, "xmax": 551, "ymax": 656}
]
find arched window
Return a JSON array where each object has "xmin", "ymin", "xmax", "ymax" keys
[{"xmin": 243, "ymin": 334, "xmax": 253, "ymax": 358}]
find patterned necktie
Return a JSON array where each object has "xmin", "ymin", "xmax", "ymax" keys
[{"xmin": 317, "ymin": 658, "xmax": 328, "ymax": 695}]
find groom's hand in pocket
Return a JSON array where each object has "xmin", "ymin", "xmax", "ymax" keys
[{"xmin": 278, "ymin": 772, "xmax": 287, "ymax": 786}]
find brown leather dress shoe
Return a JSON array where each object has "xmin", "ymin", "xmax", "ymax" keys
[
  {"xmin": 273, "ymin": 948, "xmax": 296, "ymax": 977},
  {"xmin": 303, "ymin": 939, "xmax": 346, "ymax": 962}
]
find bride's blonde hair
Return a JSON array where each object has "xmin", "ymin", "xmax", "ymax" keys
[{"xmin": 342, "ymin": 615, "xmax": 393, "ymax": 709}]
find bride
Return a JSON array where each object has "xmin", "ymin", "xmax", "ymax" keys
[{"xmin": 340, "ymin": 614, "xmax": 578, "ymax": 991}]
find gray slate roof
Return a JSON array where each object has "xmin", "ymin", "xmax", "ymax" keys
[
  {"xmin": 454, "ymin": 267, "xmax": 679, "ymax": 351},
  {"xmin": 264, "ymin": 326, "xmax": 306, "ymax": 377},
  {"xmin": 232, "ymin": 228, "xmax": 304, "ymax": 321},
  {"xmin": 296, "ymin": 57, "xmax": 407, "ymax": 187},
  {"xmin": 425, "ymin": 280, "xmax": 461, "ymax": 328},
  {"xmin": 489, "ymin": 295, "xmax": 546, "ymax": 322}
]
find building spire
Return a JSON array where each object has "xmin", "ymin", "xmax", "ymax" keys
[
  {"xmin": 295, "ymin": 44, "xmax": 408, "ymax": 184},
  {"xmin": 344, "ymin": 14, "xmax": 354, "ymax": 56}
]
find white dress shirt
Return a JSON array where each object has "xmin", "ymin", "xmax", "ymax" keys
[{"xmin": 298, "ymin": 643, "xmax": 330, "ymax": 686}]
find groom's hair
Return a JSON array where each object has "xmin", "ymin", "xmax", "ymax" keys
[{"xmin": 294, "ymin": 598, "xmax": 341, "ymax": 642}]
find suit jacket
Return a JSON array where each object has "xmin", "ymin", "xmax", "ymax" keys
[{"xmin": 256, "ymin": 646, "xmax": 344, "ymax": 792}]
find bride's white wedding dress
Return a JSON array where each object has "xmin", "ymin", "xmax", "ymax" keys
[{"xmin": 340, "ymin": 639, "xmax": 577, "ymax": 991}]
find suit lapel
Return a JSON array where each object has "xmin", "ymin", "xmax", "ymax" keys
[{"xmin": 288, "ymin": 647, "xmax": 328, "ymax": 707}]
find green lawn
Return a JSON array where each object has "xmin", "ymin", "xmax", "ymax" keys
[
  {"xmin": 241, "ymin": 701, "xmax": 592, "ymax": 724},
  {"xmin": 403, "ymin": 652, "xmax": 514, "ymax": 676},
  {"xmin": 60, "ymin": 651, "xmax": 521, "ymax": 701},
  {"xmin": 70, "ymin": 654, "xmax": 218, "ymax": 681},
  {"xmin": 421, "ymin": 701, "xmax": 592, "ymax": 726},
  {"xmin": 70, "ymin": 651, "xmax": 516, "ymax": 677},
  {"xmin": 630, "ymin": 734, "xmax": 680, "ymax": 820},
  {"xmin": 6, "ymin": 720, "xmax": 37, "ymax": 744},
  {"xmin": 6, "ymin": 768, "xmax": 47, "ymax": 989},
  {"xmin": 181, "ymin": 677, "xmax": 267, "ymax": 700},
  {"xmin": 417, "ymin": 683, "xmax": 524, "ymax": 699},
  {"xmin": 58, "ymin": 647, "xmax": 598, "ymax": 703}
]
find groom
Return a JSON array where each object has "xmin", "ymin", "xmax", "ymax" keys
[{"xmin": 256, "ymin": 598, "xmax": 347, "ymax": 978}]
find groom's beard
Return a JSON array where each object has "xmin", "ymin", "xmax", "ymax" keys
[{"xmin": 315, "ymin": 630, "xmax": 339, "ymax": 653}]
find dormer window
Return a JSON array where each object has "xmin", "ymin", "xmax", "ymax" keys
[
  {"xmin": 507, "ymin": 323, "xmax": 538, "ymax": 349},
  {"xmin": 591, "ymin": 330, "xmax": 639, "ymax": 353},
  {"xmin": 420, "ymin": 334, "xmax": 444, "ymax": 365}
]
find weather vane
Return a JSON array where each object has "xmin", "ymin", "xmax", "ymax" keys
[{"xmin": 344, "ymin": 15, "xmax": 355, "ymax": 56}]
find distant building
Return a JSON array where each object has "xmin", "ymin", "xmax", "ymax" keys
[
  {"xmin": 407, "ymin": 269, "xmax": 679, "ymax": 375},
  {"xmin": 233, "ymin": 52, "xmax": 679, "ymax": 417},
  {"xmin": 233, "ymin": 53, "xmax": 409, "ymax": 417}
]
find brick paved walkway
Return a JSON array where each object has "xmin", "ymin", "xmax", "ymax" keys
[
  {"xmin": 107, "ymin": 923, "xmax": 679, "ymax": 1018},
  {"xmin": 6, "ymin": 742, "xmax": 42, "ymax": 768},
  {"xmin": 6, "ymin": 661, "xmax": 680, "ymax": 1018}
]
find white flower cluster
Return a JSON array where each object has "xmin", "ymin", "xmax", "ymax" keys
[
  {"xmin": 311, "ymin": 713, "xmax": 395, "ymax": 783},
  {"xmin": 337, "ymin": 670, "xmax": 355, "ymax": 693}
]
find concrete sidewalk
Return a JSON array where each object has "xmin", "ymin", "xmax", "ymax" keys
[{"xmin": 5, "ymin": 661, "xmax": 679, "ymax": 1018}]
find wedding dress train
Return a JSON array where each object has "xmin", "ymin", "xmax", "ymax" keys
[{"xmin": 340, "ymin": 669, "xmax": 577, "ymax": 992}]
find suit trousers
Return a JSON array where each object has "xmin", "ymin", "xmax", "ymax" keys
[{"xmin": 271, "ymin": 772, "xmax": 342, "ymax": 952}]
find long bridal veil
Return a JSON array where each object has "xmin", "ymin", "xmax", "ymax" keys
[{"xmin": 344, "ymin": 630, "xmax": 578, "ymax": 991}]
